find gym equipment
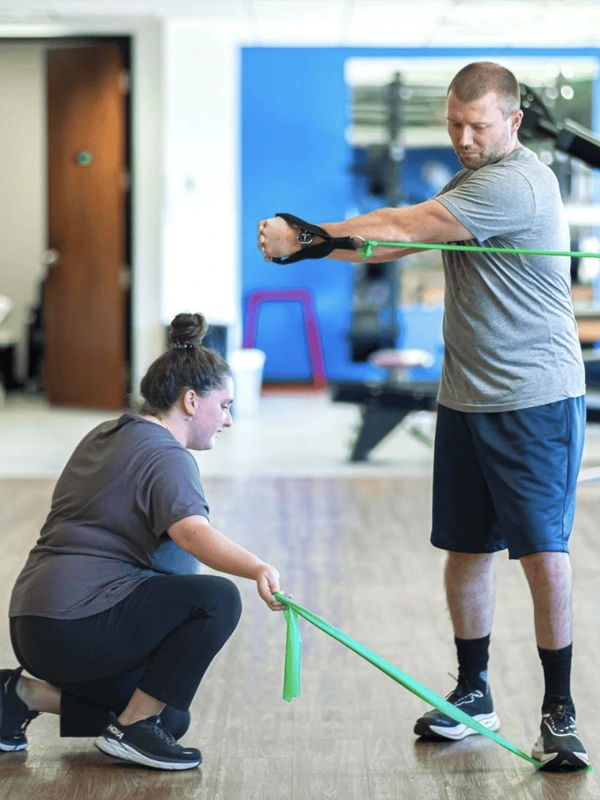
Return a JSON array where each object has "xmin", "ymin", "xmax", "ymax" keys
[
  {"xmin": 359, "ymin": 240, "xmax": 600, "ymax": 260},
  {"xmin": 243, "ymin": 288, "xmax": 327, "ymax": 389},
  {"xmin": 330, "ymin": 379, "xmax": 438, "ymax": 462}
]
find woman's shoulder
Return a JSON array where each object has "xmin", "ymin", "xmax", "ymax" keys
[{"xmin": 74, "ymin": 412, "xmax": 188, "ymax": 467}]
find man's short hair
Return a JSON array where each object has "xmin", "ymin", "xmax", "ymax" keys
[{"xmin": 447, "ymin": 62, "xmax": 521, "ymax": 117}]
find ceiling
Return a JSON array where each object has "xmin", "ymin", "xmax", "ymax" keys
[{"xmin": 0, "ymin": 0, "xmax": 599, "ymax": 48}]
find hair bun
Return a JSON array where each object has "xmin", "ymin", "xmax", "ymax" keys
[{"xmin": 168, "ymin": 312, "xmax": 209, "ymax": 347}]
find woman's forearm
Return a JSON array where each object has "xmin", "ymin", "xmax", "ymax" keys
[{"xmin": 177, "ymin": 522, "xmax": 267, "ymax": 579}]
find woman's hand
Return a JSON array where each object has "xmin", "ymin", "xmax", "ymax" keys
[{"xmin": 255, "ymin": 564, "xmax": 288, "ymax": 611}]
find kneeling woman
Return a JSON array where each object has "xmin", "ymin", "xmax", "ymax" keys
[{"xmin": 2, "ymin": 312, "xmax": 284, "ymax": 770}]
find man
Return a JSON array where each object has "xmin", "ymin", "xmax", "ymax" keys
[{"xmin": 258, "ymin": 62, "xmax": 588, "ymax": 771}]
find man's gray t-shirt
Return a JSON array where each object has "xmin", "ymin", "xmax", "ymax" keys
[
  {"xmin": 435, "ymin": 146, "xmax": 584, "ymax": 412},
  {"xmin": 9, "ymin": 413, "xmax": 209, "ymax": 620}
]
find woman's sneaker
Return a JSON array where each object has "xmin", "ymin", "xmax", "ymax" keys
[
  {"xmin": 414, "ymin": 679, "xmax": 500, "ymax": 740},
  {"xmin": 0, "ymin": 668, "xmax": 39, "ymax": 751},
  {"xmin": 95, "ymin": 712, "xmax": 202, "ymax": 770},
  {"xmin": 532, "ymin": 700, "xmax": 589, "ymax": 771}
]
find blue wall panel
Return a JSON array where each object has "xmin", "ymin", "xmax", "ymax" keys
[{"xmin": 241, "ymin": 48, "xmax": 360, "ymax": 381}]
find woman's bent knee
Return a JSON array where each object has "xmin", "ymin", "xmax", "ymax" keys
[
  {"xmin": 210, "ymin": 576, "xmax": 242, "ymax": 632},
  {"xmin": 182, "ymin": 574, "xmax": 242, "ymax": 632}
]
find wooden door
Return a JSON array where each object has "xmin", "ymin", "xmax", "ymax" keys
[{"xmin": 45, "ymin": 43, "xmax": 128, "ymax": 409}]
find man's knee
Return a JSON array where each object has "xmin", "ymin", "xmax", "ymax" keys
[
  {"xmin": 520, "ymin": 550, "xmax": 572, "ymax": 582},
  {"xmin": 446, "ymin": 551, "xmax": 496, "ymax": 575}
]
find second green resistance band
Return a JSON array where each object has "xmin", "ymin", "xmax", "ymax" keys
[
  {"xmin": 274, "ymin": 593, "xmax": 544, "ymax": 769},
  {"xmin": 358, "ymin": 239, "xmax": 600, "ymax": 260}
]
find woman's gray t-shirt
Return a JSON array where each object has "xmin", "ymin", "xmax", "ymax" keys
[
  {"xmin": 9, "ymin": 413, "xmax": 209, "ymax": 620},
  {"xmin": 435, "ymin": 146, "xmax": 585, "ymax": 412}
]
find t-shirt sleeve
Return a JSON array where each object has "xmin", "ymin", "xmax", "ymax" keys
[
  {"xmin": 136, "ymin": 448, "xmax": 210, "ymax": 537},
  {"xmin": 435, "ymin": 163, "xmax": 536, "ymax": 242}
]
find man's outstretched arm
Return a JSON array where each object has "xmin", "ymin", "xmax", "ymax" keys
[{"xmin": 258, "ymin": 200, "xmax": 474, "ymax": 264}]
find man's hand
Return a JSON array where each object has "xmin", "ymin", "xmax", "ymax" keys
[{"xmin": 257, "ymin": 217, "xmax": 300, "ymax": 261}]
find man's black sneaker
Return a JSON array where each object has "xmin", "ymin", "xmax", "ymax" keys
[
  {"xmin": 532, "ymin": 701, "xmax": 589, "ymax": 771},
  {"xmin": 0, "ymin": 667, "xmax": 39, "ymax": 752},
  {"xmin": 414, "ymin": 679, "xmax": 500, "ymax": 741},
  {"xmin": 95, "ymin": 712, "xmax": 202, "ymax": 770}
]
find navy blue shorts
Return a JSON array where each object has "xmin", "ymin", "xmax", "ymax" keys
[{"xmin": 431, "ymin": 396, "xmax": 585, "ymax": 560}]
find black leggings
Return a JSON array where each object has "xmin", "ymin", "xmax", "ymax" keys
[{"xmin": 10, "ymin": 574, "xmax": 242, "ymax": 739}]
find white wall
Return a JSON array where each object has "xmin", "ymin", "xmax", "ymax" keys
[
  {"xmin": 0, "ymin": 44, "xmax": 46, "ymax": 380},
  {"xmin": 129, "ymin": 21, "xmax": 167, "ymax": 390},
  {"xmin": 162, "ymin": 20, "xmax": 240, "ymax": 343}
]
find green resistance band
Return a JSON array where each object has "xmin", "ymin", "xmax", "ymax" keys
[
  {"xmin": 358, "ymin": 240, "xmax": 600, "ymax": 261},
  {"xmin": 274, "ymin": 592, "xmax": 546, "ymax": 769}
]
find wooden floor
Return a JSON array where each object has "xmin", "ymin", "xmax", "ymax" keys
[{"xmin": 1, "ymin": 477, "xmax": 600, "ymax": 799}]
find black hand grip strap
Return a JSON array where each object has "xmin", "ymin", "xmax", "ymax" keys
[{"xmin": 272, "ymin": 212, "xmax": 359, "ymax": 264}]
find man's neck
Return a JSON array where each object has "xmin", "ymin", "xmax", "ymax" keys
[{"xmin": 502, "ymin": 137, "xmax": 522, "ymax": 160}]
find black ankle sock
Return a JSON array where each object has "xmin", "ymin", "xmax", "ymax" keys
[
  {"xmin": 455, "ymin": 634, "xmax": 490, "ymax": 690},
  {"xmin": 538, "ymin": 643, "xmax": 573, "ymax": 709}
]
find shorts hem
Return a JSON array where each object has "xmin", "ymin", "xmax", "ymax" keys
[
  {"xmin": 507, "ymin": 543, "xmax": 570, "ymax": 560},
  {"xmin": 430, "ymin": 535, "xmax": 505, "ymax": 556},
  {"xmin": 430, "ymin": 534, "xmax": 569, "ymax": 560}
]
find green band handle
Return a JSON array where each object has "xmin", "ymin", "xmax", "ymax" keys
[
  {"xmin": 274, "ymin": 592, "xmax": 544, "ymax": 768},
  {"xmin": 358, "ymin": 239, "xmax": 600, "ymax": 260}
]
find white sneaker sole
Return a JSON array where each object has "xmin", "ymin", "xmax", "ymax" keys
[
  {"xmin": 94, "ymin": 735, "xmax": 201, "ymax": 770},
  {"xmin": 532, "ymin": 737, "xmax": 589, "ymax": 770},
  {"xmin": 0, "ymin": 740, "xmax": 27, "ymax": 752},
  {"xmin": 426, "ymin": 711, "xmax": 501, "ymax": 741}
]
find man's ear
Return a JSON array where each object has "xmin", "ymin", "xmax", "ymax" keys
[{"xmin": 512, "ymin": 109, "xmax": 524, "ymax": 133}]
